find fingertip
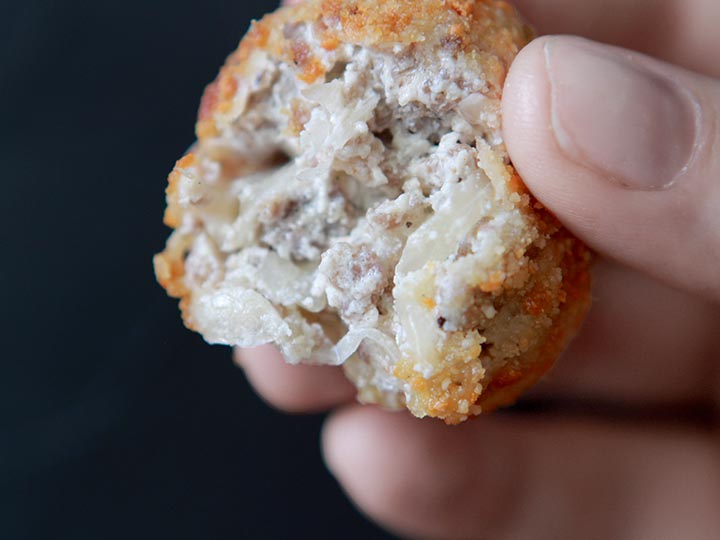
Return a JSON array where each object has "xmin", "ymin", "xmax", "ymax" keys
[
  {"xmin": 321, "ymin": 404, "xmax": 360, "ymax": 476},
  {"xmin": 323, "ymin": 406, "xmax": 397, "ymax": 480},
  {"xmin": 323, "ymin": 406, "xmax": 434, "ymax": 476},
  {"xmin": 235, "ymin": 345, "xmax": 356, "ymax": 413},
  {"xmin": 322, "ymin": 407, "xmax": 438, "ymax": 537},
  {"xmin": 322, "ymin": 407, "xmax": 509, "ymax": 540},
  {"xmin": 503, "ymin": 36, "xmax": 720, "ymax": 300},
  {"xmin": 502, "ymin": 36, "xmax": 587, "ymax": 221},
  {"xmin": 503, "ymin": 36, "xmax": 552, "ymax": 137}
]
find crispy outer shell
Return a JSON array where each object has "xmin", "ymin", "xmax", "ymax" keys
[
  {"xmin": 196, "ymin": 0, "xmax": 533, "ymax": 138},
  {"xmin": 155, "ymin": 0, "xmax": 592, "ymax": 424}
]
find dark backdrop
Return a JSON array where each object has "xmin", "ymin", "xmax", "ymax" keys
[{"xmin": 1, "ymin": 1, "xmax": 394, "ymax": 538}]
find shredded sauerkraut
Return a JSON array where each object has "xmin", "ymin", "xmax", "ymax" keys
[{"xmin": 394, "ymin": 169, "xmax": 492, "ymax": 375}]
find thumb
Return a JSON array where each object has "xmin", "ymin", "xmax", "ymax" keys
[{"xmin": 503, "ymin": 36, "xmax": 720, "ymax": 301}]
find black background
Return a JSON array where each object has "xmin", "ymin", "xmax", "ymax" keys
[{"xmin": 1, "ymin": 1, "xmax": 394, "ymax": 538}]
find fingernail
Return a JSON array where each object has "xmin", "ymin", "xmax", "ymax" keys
[{"xmin": 544, "ymin": 38, "xmax": 699, "ymax": 190}]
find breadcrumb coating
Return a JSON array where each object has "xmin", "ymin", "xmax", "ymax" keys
[{"xmin": 155, "ymin": 0, "xmax": 591, "ymax": 424}]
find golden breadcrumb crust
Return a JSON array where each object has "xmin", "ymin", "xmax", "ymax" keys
[{"xmin": 196, "ymin": 0, "xmax": 532, "ymax": 138}]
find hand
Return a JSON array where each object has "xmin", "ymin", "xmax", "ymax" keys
[{"xmin": 237, "ymin": 1, "xmax": 720, "ymax": 538}]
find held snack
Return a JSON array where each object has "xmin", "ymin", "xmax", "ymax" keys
[{"xmin": 154, "ymin": 0, "xmax": 592, "ymax": 424}]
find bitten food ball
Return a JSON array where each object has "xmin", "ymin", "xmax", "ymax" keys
[{"xmin": 154, "ymin": 0, "xmax": 592, "ymax": 424}]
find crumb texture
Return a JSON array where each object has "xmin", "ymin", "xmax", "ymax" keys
[{"xmin": 155, "ymin": 0, "xmax": 591, "ymax": 423}]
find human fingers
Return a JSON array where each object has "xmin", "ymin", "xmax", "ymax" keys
[
  {"xmin": 324, "ymin": 406, "xmax": 720, "ymax": 540},
  {"xmin": 234, "ymin": 345, "xmax": 355, "ymax": 413},
  {"xmin": 511, "ymin": 0, "xmax": 720, "ymax": 77},
  {"xmin": 502, "ymin": 36, "xmax": 720, "ymax": 302}
]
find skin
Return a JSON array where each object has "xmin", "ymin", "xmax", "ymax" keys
[{"xmin": 237, "ymin": 1, "xmax": 720, "ymax": 538}]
